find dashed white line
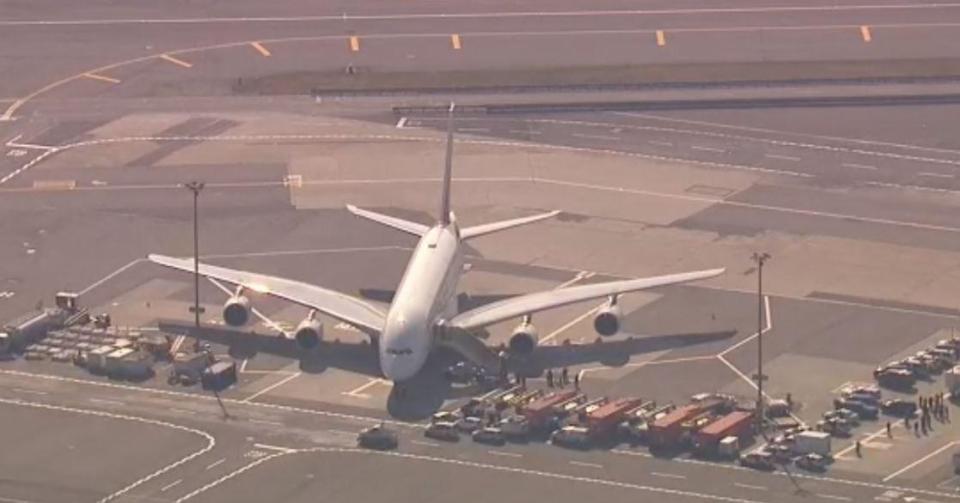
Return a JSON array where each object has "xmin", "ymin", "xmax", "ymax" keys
[
  {"xmin": 883, "ymin": 440, "xmax": 958, "ymax": 481},
  {"xmin": 816, "ymin": 494, "xmax": 852, "ymax": 502},
  {"xmin": 651, "ymin": 472, "xmax": 686, "ymax": 479},
  {"xmin": 572, "ymin": 132, "xmax": 620, "ymax": 141},
  {"xmin": 253, "ymin": 442, "xmax": 298, "ymax": 453},
  {"xmin": 411, "ymin": 440, "xmax": 440, "ymax": 447},
  {"xmin": 918, "ymin": 171, "xmax": 954, "ymax": 178},
  {"xmin": 647, "ymin": 140, "xmax": 674, "ymax": 147},
  {"xmin": 205, "ymin": 458, "xmax": 226, "ymax": 470},
  {"xmin": 395, "ymin": 117, "xmax": 407, "ymax": 129},
  {"xmin": 764, "ymin": 153, "xmax": 801, "ymax": 161},
  {"xmin": 248, "ymin": 419, "xmax": 284, "ymax": 427},
  {"xmin": 569, "ymin": 461, "xmax": 604, "ymax": 468},
  {"xmin": 11, "ymin": 388, "xmax": 47, "ymax": 396},
  {"xmin": 733, "ymin": 483, "xmax": 767, "ymax": 491},
  {"xmin": 88, "ymin": 398, "xmax": 125, "ymax": 406},
  {"xmin": 691, "ymin": 145, "xmax": 726, "ymax": 153},
  {"xmin": 160, "ymin": 479, "xmax": 183, "ymax": 492},
  {"xmin": 488, "ymin": 450, "xmax": 523, "ymax": 458},
  {"xmin": 842, "ymin": 162, "xmax": 877, "ymax": 170}
]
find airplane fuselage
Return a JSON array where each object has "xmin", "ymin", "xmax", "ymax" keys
[{"xmin": 379, "ymin": 222, "xmax": 464, "ymax": 381}]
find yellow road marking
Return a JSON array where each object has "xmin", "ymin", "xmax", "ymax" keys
[
  {"xmin": 656, "ymin": 30, "xmax": 666, "ymax": 47},
  {"xmin": 860, "ymin": 25, "xmax": 872, "ymax": 42},
  {"xmin": 82, "ymin": 72, "xmax": 120, "ymax": 84},
  {"xmin": 250, "ymin": 41, "xmax": 271, "ymax": 57},
  {"xmin": 33, "ymin": 180, "xmax": 76, "ymax": 191},
  {"xmin": 451, "ymin": 34, "xmax": 462, "ymax": 50},
  {"xmin": 349, "ymin": 36, "xmax": 360, "ymax": 52},
  {"xmin": 160, "ymin": 54, "xmax": 193, "ymax": 68}
]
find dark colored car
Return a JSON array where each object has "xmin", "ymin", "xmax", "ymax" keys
[
  {"xmin": 425, "ymin": 421, "xmax": 460, "ymax": 442},
  {"xmin": 881, "ymin": 399, "xmax": 917, "ymax": 417},
  {"xmin": 472, "ymin": 427, "xmax": 507, "ymax": 446},
  {"xmin": 358, "ymin": 425, "xmax": 399, "ymax": 450},
  {"xmin": 739, "ymin": 451, "xmax": 776, "ymax": 471},
  {"xmin": 834, "ymin": 397, "xmax": 879, "ymax": 420}
]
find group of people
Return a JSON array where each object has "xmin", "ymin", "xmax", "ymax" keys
[
  {"xmin": 905, "ymin": 392, "xmax": 950, "ymax": 436},
  {"xmin": 545, "ymin": 367, "xmax": 579, "ymax": 390}
]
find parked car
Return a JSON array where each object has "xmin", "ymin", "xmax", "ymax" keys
[
  {"xmin": 881, "ymin": 399, "xmax": 917, "ymax": 417},
  {"xmin": 834, "ymin": 397, "xmax": 879, "ymax": 420},
  {"xmin": 550, "ymin": 426, "xmax": 592, "ymax": 450},
  {"xmin": 875, "ymin": 368, "xmax": 915, "ymax": 389},
  {"xmin": 472, "ymin": 427, "xmax": 507, "ymax": 446},
  {"xmin": 431, "ymin": 411, "xmax": 459, "ymax": 424},
  {"xmin": 824, "ymin": 409, "xmax": 860, "ymax": 426},
  {"xmin": 357, "ymin": 424, "xmax": 399, "ymax": 450},
  {"xmin": 456, "ymin": 416, "xmax": 484, "ymax": 433},
  {"xmin": 739, "ymin": 451, "xmax": 776, "ymax": 470},
  {"xmin": 795, "ymin": 453, "xmax": 828, "ymax": 472},
  {"xmin": 425, "ymin": 421, "xmax": 460, "ymax": 442},
  {"xmin": 816, "ymin": 418, "xmax": 852, "ymax": 437},
  {"xmin": 842, "ymin": 391, "xmax": 880, "ymax": 406}
]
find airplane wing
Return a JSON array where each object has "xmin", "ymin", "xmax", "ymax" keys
[
  {"xmin": 148, "ymin": 254, "xmax": 386, "ymax": 335},
  {"xmin": 448, "ymin": 268, "xmax": 725, "ymax": 331}
]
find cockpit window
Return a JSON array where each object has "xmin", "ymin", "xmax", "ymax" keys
[{"xmin": 386, "ymin": 347, "xmax": 413, "ymax": 355}]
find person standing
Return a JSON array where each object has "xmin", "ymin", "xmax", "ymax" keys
[{"xmin": 546, "ymin": 368, "xmax": 554, "ymax": 388}]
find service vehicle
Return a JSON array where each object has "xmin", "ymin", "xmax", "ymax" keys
[
  {"xmin": 472, "ymin": 427, "xmax": 506, "ymax": 446},
  {"xmin": 834, "ymin": 397, "xmax": 879, "ymax": 420},
  {"xmin": 824, "ymin": 408, "xmax": 860, "ymax": 426},
  {"xmin": 358, "ymin": 424, "xmax": 399, "ymax": 450},
  {"xmin": 793, "ymin": 431, "xmax": 832, "ymax": 456},
  {"xmin": 881, "ymin": 399, "xmax": 917, "ymax": 417},
  {"xmin": 455, "ymin": 416, "xmax": 484, "ymax": 433},
  {"xmin": 795, "ymin": 453, "xmax": 828, "ymax": 472},
  {"xmin": 425, "ymin": 421, "xmax": 460, "ymax": 442},
  {"xmin": 499, "ymin": 415, "xmax": 531, "ymax": 439},
  {"xmin": 550, "ymin": 426, "xmax": 592, "ymax": 449},
  {"xmin": 739, "ymin": 451, "xmax": 776, "ymax": 470}
]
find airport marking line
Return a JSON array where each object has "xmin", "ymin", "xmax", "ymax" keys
[
  {"xmin": 764, "ymin": 153, "xmax": 801, "ymax": 162},
  {"xmin": 160, "ymin": 54, "xmax": 193, "ymax": 68},
  {"xmin": 860, "ymin": 25, "xmax": 873, "ymax": 42},
  {"xmin": 342, "ymin": 378, "xmax": 389, "ymax": 398},
  {"xmin": 243, "ymin": 372, "xmax": 302, "ymax": 402},
  {"xmin": 733, "ymin": 483, "xmax": 767, "ymax": 491},
  {"xmin": 656, "ymin": 30, "xmax": 666, "ymax": 46},
  {"xmin": 82, "ymin": 72, "xmax": 121, "ymax": 84},
  {"xmin": 160, "ymin": 479, "xmax": 183, "ymax": 492},
  {"xmin": 349, "ymin": 36, "xmax": 360, "ymax": 52},
  {"xmin": 816, "ymin": 495, "xmax": 852, "ymax": 502},
  {"xmin": 205, "ymin": 458, "xmax": 226, "ymax": 470},
  {"xmin": 883, "ymin": 441, "xmax": 959, "ymax": 482},
  {"xmin": 488, "ymin": 450, "xmax": 523, "ymax": 458},
  {"xmin": 249, "ymin": 41, "xmax": 271, "ymax": 56},
  {"xmin": 253, "ymin": 442, "xmax": 298, "ymax": 454},
  {"xmin": 0, "ymin": 397, "xmax": 216, "ymax": 503},
  {"xmin": 451, "ymin": 33, "xmax": 462, "ymax": 49},
  {"xmin": 569, "ymin": 460, "xmax": 604, "ymax": 468},
  {"xmin": 842, "ymin": 162, "xmax": 877, "ymax": 171},
  {"xmin": 651, "ymin": 471, "xmax": 686, "ymax": 479}
]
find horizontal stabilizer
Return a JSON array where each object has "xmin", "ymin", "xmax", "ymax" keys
[
  {"xmin": 461, "ymin": 210, "xmax": 561, "ymax": 240},
  {"xmin": 346, "ymin": 205, "xmax": 429, "ymax": 237}
]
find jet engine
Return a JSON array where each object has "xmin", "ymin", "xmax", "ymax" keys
[
  {"xmin": 294, "ymin": 311, "xmax": 323, "ymax": 350},
  {"xmin": 222, "ymin": 295, "xmax": 251, "ymax": 327},
  {"xmin": 508, "ymin": 316, "xmax": 538, "ymax": 355},
  {"xmin": 593, "ymin": 296, "xmax": 621, "ymax": 337}
]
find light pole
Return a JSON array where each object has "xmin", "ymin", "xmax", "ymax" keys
[
  {"xmin": 184, "ymin": 181, "xmax": 205, "ymax": 350},
  {"xmin": 751, "ymin": 251, "xmax": 771, "ymax": 430}
]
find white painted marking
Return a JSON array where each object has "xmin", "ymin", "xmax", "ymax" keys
[
  {"xmin": 487, "ymin": 450, "xmax": 523, "ymax": 458},
  {"xmin": 764, "ymin": 153, "xmax": 801, "ymax": 161},
  {"xmin": 411, "ymin": 440, "xmax": 440, "ymax": 447},
  {"xmin": 718, "ymin": 296, "xmax": 772, "ymax": 356},
  {"xmin": 569, "ymin": 461, "xmax": 603, "ymax": 468},
  {"xmin": 342, "ymin": 378, "xmax": 388, "ymax": 398},
  {"xmin": 205, "ymin": 458, "xmax": 226, "ymax": 470},
  {"xmin": 539, "ymin": 305, "xmax": 600, "ymax": 346},
  {"xmin": 458, "ymin": 127, "xmax": 490, "ymax": 133},
  {"xmin": 817, "ymin": 494, "xmax": 852, "ymax": 502},
  {"xmin": 395, "ymin": 117, "xmax": 407, "ymax": 129},
  {"xmin": 160, "ymin": 479, "xmax": 182, "ymax": 492},
  {"xmin": 253, "ymin": 442, "xmax": 298, "ymax": 453},
  {"xmin": 6, "ymin": 149, "xmax": 26, "ymax": 157},
  {"xmin": 0, "ymin": 291, "xmax": 15, "ymax": 299},
  {"xmin": 5, "ymin": 136, "xmax": 56, "ymax": 151},
  {"xmin": 651, "ymin": 471, "xmax": 686, "ymax": 479},
  {"xmin": 883, "ymin": 441, "xmax": 958, "ymax": 481},
  {"xmin": 842, "ymin": 162, "xmax": 877, "ymax": 170},
  {"xmin": 691, "ymin": 145, "xmax": 725, "ymax": 153},
  {"xmin": 79, "ymin": 258, "xmax": 142, "ymax": 295},
  {"xmin": 11, "ymin": 388, "xmax": 46, "ymax": 396},
  {"xmin": 243, "ymin": 372, "xmax": 301, "ymax": 402},
  {"xmin": 918, "ymin": 171, "xmax": 954, "ymax": 178},
  {"xmin": 173, "ymin": 451, "xmax": 289, "ymax": 503},
  {"xmin": 648, "ymin": 140, "xmax": 674, "ymax": 147},
  {"xmin": 88, "ymin": 398, "xmax": 125, "ymax": 406},
  {"xmin": 248, "ymin": 419, "xmax": 284, "ymax": 427},
  {"xmin": 0, "ymin": 147, "xmax": 59, "ymax": 185},
  {"xmin": 734, "ymin": 483, "xmax": 767, "ymax": 491},
  {"xmin": 572, "ymin": 132, "xmax": 620, "ymax": 141}
]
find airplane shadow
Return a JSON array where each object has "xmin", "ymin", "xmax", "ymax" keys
[{"xmin": 158, "ymin": 320, "xmax": 735, "ymax": 420}]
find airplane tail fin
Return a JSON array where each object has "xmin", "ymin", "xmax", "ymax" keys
[{"xmin": 439, "ymin": 103, "xmax": 455, "ymax": 226}]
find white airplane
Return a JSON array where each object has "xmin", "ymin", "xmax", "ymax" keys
[{"xmin": 148, "ymin": 107, "xmax": 724, "ymax": 385}]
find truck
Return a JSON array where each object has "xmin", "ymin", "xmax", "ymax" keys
[
  {"xmin": 201, "ymin": 360, "xmax": 237, "ymax": 390},
  {"xmin": 793, "ymin": 430, "xmax": 832, "ymax": 457},
  {"xmin": 585, "ymin": 397, "xmax": 643, "ymax": 440},
  {"xmin": 0, "ymin": 308, "xmax": 71, "ymax": 353},
  {"xmin": 648, "ymin": 404, "xmax": 704, "ymax": 448},
  {"xmin": 694, "ymin": 410, "xmax": 754, "ymax": 454},
  {"xmin": 522, "ymin": 390, "xmax": 579, "ymax": 431}
]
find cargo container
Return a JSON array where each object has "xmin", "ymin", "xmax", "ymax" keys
[
  {"xmin": 173, "ymin": 351, "xmax": 212, "ymax": 378},
  {"xmin": 649, "ymin": 404, "xmax": 704, "ymax": 448},
  {"xmin": 87, "ymin": 345, "xmax": 116, "ymax": 372},
  {"xmin": 0, "ymin": 308, "xmax": 70, "ymax": 353},
  {"xmin": 694, "ymin": 411, "xmax": 754, "ymax": 453},
  {"xmin": 586, "ymin": 397, "xmax": 644, "ymax": 439},
  {"xmin": 793, "ymin": 431, "xmax": 832, "ymax": 456},
  {"xmin": 522, "ymin": 390, "xmax": 579, "ymax": 429},
  {"xmin": 718, "ymin": 436, "xmax": 740, "ymax": 459},
  {"xmin": 202, "ymin": 361, "xmax": 237, "ymax": 390}
]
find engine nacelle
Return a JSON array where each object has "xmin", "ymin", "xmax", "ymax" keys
[
  {"xmin": 509, "ymin": 319, "xmax": 539, "ymax": 355},
  {"xmin": 222, "ymin": 295, "xmax": 251, "ymax": 327},
  {"xmin": 593, "ymin": 297, "xmax": 622, "ymax": 337},
  {"xmin": 294, "ymin": 316, "xmax": 324, "ymax": 351}
]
